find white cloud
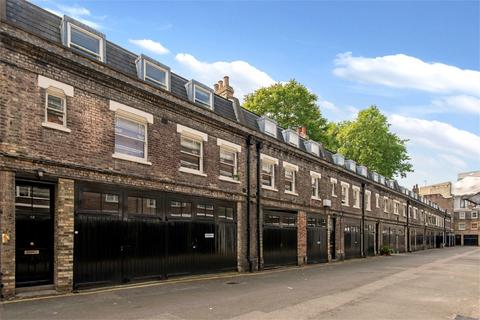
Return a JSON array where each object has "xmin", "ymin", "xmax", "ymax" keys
[
  {"xmin": 175, "ymin": 53, "xmax": 275, "ymax": 100},
  {"xmin": 129, "ymin": 39, "xmax": 170, "ymax": 55},
  {"xmin": 333, "ymin": 52, "xmax": 480, "ymax": 97},
  {"xmin": 45, "ymin": 4, "xmax": 103, "ymax": 30},
  {"xmin": 389, "ymin": 114, "xmax": 480, "ymax": 159},
  {"xmin": 431, "ymin": 95, "xmax": 480, "ymax": 114}
]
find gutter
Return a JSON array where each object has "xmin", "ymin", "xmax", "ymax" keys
[
  {"xmin": 361, "ymin": 183, "xmax": 366, "ymax": 258},
  {"xmin": 256, "ymin": 141, "xmax": 263, "ymax": 270},
  {"xmin": 246, "ymin": 135, "xmax": 254, "ymax": 272}
]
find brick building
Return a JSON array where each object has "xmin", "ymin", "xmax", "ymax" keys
[
  {"xmin": 452, "ymin": 172, "xmax": 480, "ymax": 246},
  {"xmin": 0, "ymin": 0, "xmax": 453, "ymax": 299}
]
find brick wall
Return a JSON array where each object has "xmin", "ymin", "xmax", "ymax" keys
[
  {"xmin": 0, "ymin": 170, "xmax": 15, "ymax": 299},
  {"xmin": 297, "ymin": 211, "xmax": 306, "ymax": 265}
]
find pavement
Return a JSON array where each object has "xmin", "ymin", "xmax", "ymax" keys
[{"xmin": 1, "ymin": 246, "xmax": 479, "ymax": 320}]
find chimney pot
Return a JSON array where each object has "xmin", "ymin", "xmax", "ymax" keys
[
  {"xmin": 214, "ymin": 84, "xmax": 219, "ymax": 91},
  {"xmin": 297, "ymin": 126, "xmax": 308, "ymax": 138},
  {"xmin": 218, "ymin": 80, "xmax": 224, "ymax": 88},
  {"xmin": 223, "ymin": 76, "xmax": 230, "ymax": 87}
]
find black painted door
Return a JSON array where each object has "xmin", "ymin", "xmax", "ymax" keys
[
  {"xmin": 365, "ymin": 224, "xmax": 375, "ymax": 256},
  {"xmin": 263, "ymin": 211, "xmax": 297, "ymax": 267},
  {"xmin": 344, "ymin": 219, "xmax": 361, "ymax": 259},
  {"xmin": 307, "ymin": 215, "xmax": 328, "ymax": 263},
  {"xmin": 463, "ymin": 235, "xmax": 478, "ymax": 246},
  {"xmin": 15, "ymin": 182, "xmax": 54, "ymax": 287}
]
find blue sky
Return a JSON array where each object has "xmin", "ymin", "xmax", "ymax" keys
[{"xmin": 34, "ymin": 0, "xmax": 480, "ymax": 189}]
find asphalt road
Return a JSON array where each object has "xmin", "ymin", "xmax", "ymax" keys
[{"xmin": 1, "ymin": 247, "xmax": 479, "ymax": 320}]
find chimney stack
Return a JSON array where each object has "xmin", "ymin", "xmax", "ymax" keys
[
  {"xmin": 297, "ymin": 126, "xmax": 308, "ymax": 139},
  {"xmin": 214, "ymin": 76, "xmax": 235, "ymax": 101}
]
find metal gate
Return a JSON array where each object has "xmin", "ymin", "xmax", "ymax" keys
[
  {"xmin": 74, "ymin": 184, "xmax": 237, "ymax": 288},
  {"xmin": 463, "ymin": 235, "xmax": 479, "ymax": 246},
  {"xmin": 344, "ymin": 218, "xmax": 361, "ymax": 259},
  {"xmin": 306, "ymin": 214, "xmax": 327, "ymax": 264},
  {"xmin": 263, "ymin": 210, "xmax": 297, "ymax": 267}
]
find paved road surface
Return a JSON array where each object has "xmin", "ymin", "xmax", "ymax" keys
[{"xmin": 1, "ymin": 247, "xmax": 479, "ymax": 320}]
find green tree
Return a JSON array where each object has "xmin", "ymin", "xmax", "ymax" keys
[
  {"xmin": 335, "ymin": 106, "xmax": 413, "ymax": 178},
  {"xmin": 243, "ymin": 80, "xmax": 328, "ymax": 143}
]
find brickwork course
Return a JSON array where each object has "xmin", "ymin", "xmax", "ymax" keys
[{"xmin": 0, "ymin": 0, "xmax": 454, "ymax": 299}]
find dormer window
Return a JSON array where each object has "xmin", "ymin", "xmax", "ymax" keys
[
  {"xmin": 62, "ymin": 17, "xmax": 105, "ymax": 62},
  {"xmin": 135, "ymin": 55, "xmax": 170, "ymax": 90},
  {"xmin": 282, "ymin": 129, "xmax": 299, "ymax": 147},
  {"xmin": 304, "ymin": 140, "xmax": 320, "ymax": 156},
  {"xmin": 257, "ymin": 117, "xmax": 277, "ymax": 138},
  {"xmin": 332, "ymin": 153, "xmax": 345, "ymax": 166},
  {"xmin": 345, "ymin": 160, "xmax": 356, "ymax": 172},
  {"xmin": 185, "ymin": 80, "xmax": 214, "ymax": 109}
]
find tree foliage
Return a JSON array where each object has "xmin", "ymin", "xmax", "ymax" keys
[
  {"xmin": 333, "ymin": 106, "xmax": 413, "ymax": 178},
  {"xmin": 243, "ymin": 80, "xmax": 328, "ymax": 143}
]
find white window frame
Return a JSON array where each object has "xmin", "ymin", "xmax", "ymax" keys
[
  {"xmin": 110, "ymin": 101, "xmax": 153, "ymax": 165},
  {"xmin": 472, "ymin": 222, "xmax": 478, "ymax": 230},
  {"xmin": 330, "ymin": 178, "xmax": 338, "ymax": 197},
  {"xmin": 341, "ymin": 182, "xmax": 350, "ymax": 206},
  {"xmin": 472, "ymin": 212, "xmax": 478, "ymax": 219},
  {"xmin": 402, "ymin": 203, "xmax": 407, "ymax": 217},
  {"xmin": 352, "ymin": 186, "xmax": 360, "ymax": 208},
  {"xmin": 375, "ymin": 193, "xmax": 380, "ymax": 208},
  {"xmin": 393, "ymin": 201, "xmax": 400, "ymax": 215},
  {"xmin": 177, "ymin": 124, "xmax": 208, "ymax": 176},
  {"xmin": 311, "ymin": 171, "xmax": 321, "ymax": 200},
  {"xmin": 459, "ymin": 212, "xmax": 465, "ymax": 219},
  {"xmin": 144, "ymin": 60, "xmax": 169, "ymax": 90},
  {"xmin": 383, "ymin": 196, "xmax": 389, "ymax": 213},
  {"xmin": 458, "ymin": 222, "xmax": 466, "ymax": 230},
  {"xmin": 260, "ymin": 154, "xmax": 279, "ymax": 191},
  {"xmin": 283, "ymin": 161, "xmax": 298, "ymax": 195},
  {"xmin": 413, "ymin": 207, "xmax": 418, "ymax": 219},
  {"xmin": 365, "ymin": 190, "xmax": 371, "ymax": 211},
  {"xmin": 38, "ymin": 75, "xmax": 73, "ymax": 133},
  {"xmin": 67, "ymin": 22, "xmax": 104, "ymax": 61},
  {"xmin": 217, "ymin": 138, "xmax": 241, "ymax": 183},
  {"xmin": 194, "ymin": 84, "xmax": 213, "ymax": 109}
]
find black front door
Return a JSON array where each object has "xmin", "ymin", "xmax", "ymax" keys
[
  {"xmin": 15, "ymin": 182, "xmax": 54, "ymax": 287},
  {"xmin": 306, "ymin": 214, "xmax": 328, "ymax": 264},
  {"xmin": 263, "ymin": 210, "xmax": 297, "ymax": 268}
]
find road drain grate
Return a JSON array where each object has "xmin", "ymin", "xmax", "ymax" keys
[
  {"xmin": 454, "ymin": 315, "xmax": 478, "ymax": 320},
  {"xmin": 226, "ymin": 281, "xmax": 240, "ymax": 285}
]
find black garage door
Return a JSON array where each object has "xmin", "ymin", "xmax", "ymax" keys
[
  {"xmin": 463, "ymin": 235, "xmax": 479, "ymax": 246},
  {"xmin": 263, "ymin": 210, "xmax": 297, "ymax": 268},
  {"xmin": 344, "ymin": 218, "xmax": 361, "ymax": 259},
  {"xmin": 365, "ymin": 223, "xmax": 375, "ymax": 256},
  {"xmin": 306, "ymin": 214, "xmax": 327, "ymax": 264},
  {"xmin": 74, "ymin": 185, "xmax": 236, "ymax": 289}
]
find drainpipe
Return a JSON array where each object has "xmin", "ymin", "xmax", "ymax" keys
[
  {"xmin": 361, "ymin": 183, "xmax": 366, "ymax": 258},
  {"xmin": 255, "ymin": 141, "xmax": 263, "ymax": 270},
  {"xmin": 406, "ymin": 199, "xmax": 410, "ymax": 252},
  {"xmin": 246, "ymin": 135, "xmax": 254, "ymax": 272}
]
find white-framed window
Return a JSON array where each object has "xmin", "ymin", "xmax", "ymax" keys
[
  {"xmin": 365, "ymin": 190, "xmax": 371, "ymax": 211},
  {"xmin": 413, "ymin": 207, "xmax": 418, "ymax": 219},
  {"xmin": 472, "ymin": 222, "xmax": 478, "ymax": 230},
  {"xmin": 458, "ymin": 222, "xmax": 466, "ymax": 230},
  {"xmin": 217, "ymin": 138, "xmax": 241, "ymax": 183},
  {"xmin": 402, "ymin": 203, "xmax": 407, "ymax": 217},
  {"xmin": 67, "ymin": 22, "xmax": 104, "ymax": 61},
  {"xmin": 194, "ymin": 85, "xmax": 213, "ymax": 108},
  {"xmin": 459, "ymin": 212, "xmax": 465, "ymax": 219},
  {"xmin": 283, "ymin": 162, "xmax": 298, "ymax": 195},
  {"xmin": 341, "ymin": 182, "xmax": 349, "ymax": 206},
  {"xmin": 472, "ymin": 212, "xmax": 478, "ymax": 219},
  {"xmin": 383, "ymin": 197, "xmax": 389, "ymax": 213},
  {"xmin": 144, "ymin": 60, "xmax": 169, "ymax": 89},
  {"xmin": 110, "ymin": 101, "xmax": 153, "ymax": 165},
  {"xmin": 261, "ymin": 154, "xmax": 278, "ymax": 191},
  {"xmin": 375, "ymin": 193, "xmax": 380, "ymax": 208},
  {"xmin": 177, "ymin": 124, "xmax": 208, "ymax": 176},
  {"xmin": 311, "ymin": 171, "xmax": 321, "ymax": 200},
  {"xmin": 393, "ymin": 201, "xmax": 400, "ymax": 215},
  {"xmin": 331, "ymin": 178, "xmax": 338, "ymax": 197},
  {"xmin": 282, "ymin": 129, "xmax": 299, "ymax": 147},
  {"xmin": 352, "ymin": 186, "xmax": 360, "ymax": 208},
  {"xmin": 38, "ymin": 75, "xmax": 74, "ymax": 133}
]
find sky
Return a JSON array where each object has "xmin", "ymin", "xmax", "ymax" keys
[{"xmin": 33, "ymin": 0, "xmax": 480, "ymax": 189}]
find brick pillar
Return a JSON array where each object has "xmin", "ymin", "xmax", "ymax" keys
[
  {"xmin": 0, "ymin": 170, "xmax": 15, "ymax": 299},
  {"xmin": 336, "ymin": 216, "xmax": 344, "ymax": 260},
  {"xmin": 327, "ymin": 214, "xmax": 332, "ymax": 262},
  {"xmin": 54, "ymin": 178, "xmax": 74, "ymax": 293},
  {"xmin": 236, "ymin": 201, "xmax": 249, "ymax": 272},
  {"xmin": 297, "ymin": 211, "xmax": 307, "ymax": 266}
]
